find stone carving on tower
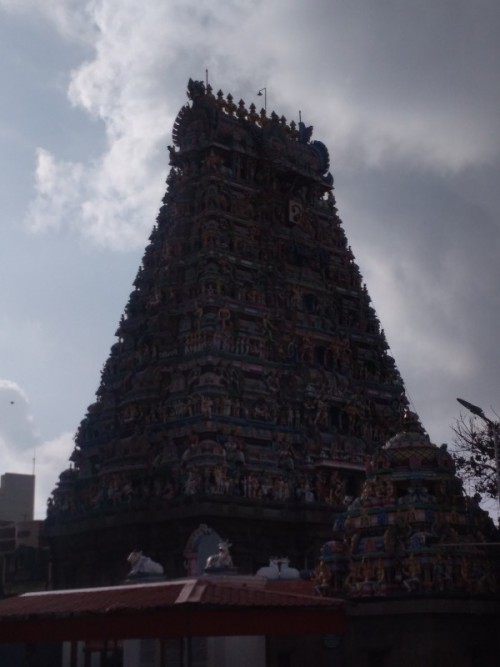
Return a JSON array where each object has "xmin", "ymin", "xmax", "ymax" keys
[{"xmin": 46, "ymin": 80, "xmax": 410, "ymax": 586}]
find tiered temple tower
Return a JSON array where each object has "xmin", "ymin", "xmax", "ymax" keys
[{"xmin": 46, "ymin": 80, "xmax": 409, "ymax": 587}]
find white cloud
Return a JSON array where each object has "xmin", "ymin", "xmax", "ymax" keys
[
  {"xmin": 0, "ymin": 379, "xmax": 28, "ymax": 402},
  {"xmin": 13, "ymin": 0, "xmax": 500, "ymax": 249},
  {"xmin": 48, "ymin": 0, "xmax": 262, "ymax": 251},
  {"xmin": 0, "ymin": 0, "xmax": 97, "ymax": 44},
  {"xmin": 0, "ymin": 380, "xmax": 38, "ymax": 451},
  {"xmin": 28, "ymin": 148, "xmax": 85, "ymax": 233}
]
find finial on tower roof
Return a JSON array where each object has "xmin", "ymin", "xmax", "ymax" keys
[
  {"xmin": 226, "ymin": 93, "xmax": 237, "ymax": 116},
  {"xmin": 216, "ymin": 89, "xmax": 225, "ymax": 111},
  {"xmin": 248, "ymin": 102, "xmax": 259, "ymax": 124},
  {"xmin": 237, "ymin": 99, "xmax": 248, "ymax": 121},
  {"xmin": 402, "ymin": 407, "xmax": 425, "ymax": 434}
]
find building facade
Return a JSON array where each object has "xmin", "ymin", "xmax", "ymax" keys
[{"xmin": 0, "ymin": 473, "xmax": 34, "ymax": 523}]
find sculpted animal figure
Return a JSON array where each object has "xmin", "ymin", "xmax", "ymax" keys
[
  {"xmin": 127, "ymin": 550, "xmax": 164, "ymax": 577},
  {"xmin": 205, "ymin": 541, "xmax": 234, "ymax": 570}
]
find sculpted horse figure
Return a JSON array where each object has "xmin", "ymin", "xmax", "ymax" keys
[{"xmin": 205, "ymin": 541, "xmax": 234, "ymax": 571}]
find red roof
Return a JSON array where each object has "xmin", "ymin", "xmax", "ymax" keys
[{"xmin": 0, "ymin": 576, "xmax": 346, "ymax": 643}]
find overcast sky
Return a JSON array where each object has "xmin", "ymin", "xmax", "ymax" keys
[{"xmin": 1, "ymin": 0, "xmax": 499, "ymax": 519}]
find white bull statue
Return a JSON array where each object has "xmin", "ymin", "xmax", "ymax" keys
[{"xmin": 127, "ymin": 550, "xmax": 164, "ymax": 578}]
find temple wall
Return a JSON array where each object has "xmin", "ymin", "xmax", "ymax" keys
[{"xmin": 345, "ymin": 599, "xmax": 500, "ymax": 667}]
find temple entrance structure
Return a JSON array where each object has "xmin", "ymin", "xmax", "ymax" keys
[{"xmin": 46, "ymin": 80, "xmax": 409, "ymax": 587}]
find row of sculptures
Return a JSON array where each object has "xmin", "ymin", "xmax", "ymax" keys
[
  {"xmin": 47, "ymin": 465, "xmax": 352, "ymax": 517},
  {"xmin": 315, "ymin": 551, "xmax": 496, "ymax": 597}
]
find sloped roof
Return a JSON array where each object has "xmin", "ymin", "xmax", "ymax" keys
[
  {"xmin": 0, "ymin": 577, "xmax": 338, "ymax": 618},
  {"xmin": 0, "ymin": 576, "xmax": 345, "ymax": 643}
]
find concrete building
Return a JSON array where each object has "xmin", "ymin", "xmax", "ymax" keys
[
  {"xmin": 0, "ymin": 473, "xmax": 34, "ymax": 523},
  {"xmin": 0, "ymin": 474, "xmax": 47, "ymax": 597}
]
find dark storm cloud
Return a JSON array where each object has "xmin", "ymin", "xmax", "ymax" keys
[{"xmin": 263, "ymin": 1, "xmax": 500, "ymax": 172}]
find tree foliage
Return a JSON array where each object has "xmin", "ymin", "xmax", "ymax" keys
[{"xmin": 451, "ymin": 414, "xmax": 498, "ymax": 501}]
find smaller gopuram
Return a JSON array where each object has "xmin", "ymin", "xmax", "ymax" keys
[
  {"xmin": 318, "ymin": 410, "xmax": 499, "ymax": 597},
  {"xmin": 315, "ymin": 411, "xmax": 500, "ymax": 666}
]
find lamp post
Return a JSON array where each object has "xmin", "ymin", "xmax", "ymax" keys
[
  {"xmin": 257, "ymin": 87, "xmax": 267, "ymax": 112},
  {"xmin": 457, "ymin": 397, "xmax": 500, "ymax": 513}
]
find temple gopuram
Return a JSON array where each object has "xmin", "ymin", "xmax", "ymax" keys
[
  {"xmin": 318, "ymin": 411, "xmax": 498, "ymax": 599},
  {"xmin": 46, "ymin": 79, "xmax": 411, "ymax": 587},
  {"xmin": 315, "ymin": 412, "xmax": 500, "ymax": 666}
]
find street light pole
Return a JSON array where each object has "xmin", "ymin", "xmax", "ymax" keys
[
  {"xmin": 457, "ymin": 397, "xmax": 500, "ymax": 514},
  {"xmin": 257, "ymin": 88, "xmax": 267, "ymax": 113}
]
